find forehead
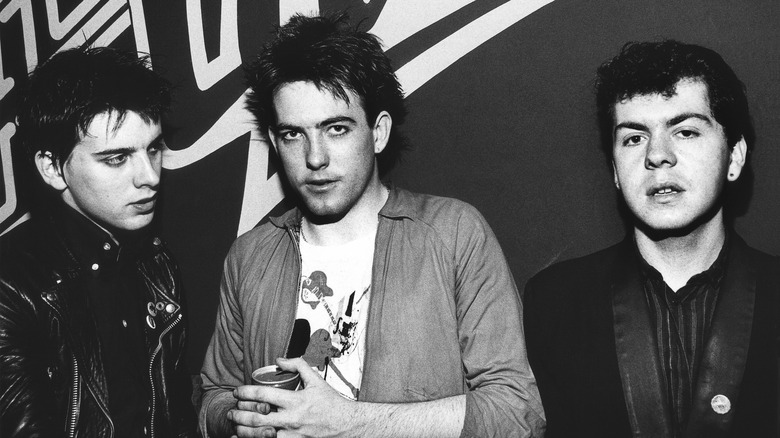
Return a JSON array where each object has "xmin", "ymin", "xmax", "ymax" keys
[
  {"xmin": 613, "ymin": 79, "xmax": 713, "ymax": 124},
  {"xmin": 75, "ymin": 111, "xmax": 162, "ymax": 153},
  {"xmin": 272, "ymin": 81, "xmax": 367, "ymax": 125}
]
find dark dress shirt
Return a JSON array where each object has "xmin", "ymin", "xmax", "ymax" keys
[{"xmin": 638, "ymin": 238, "xmax": 728, "ymax": 437}]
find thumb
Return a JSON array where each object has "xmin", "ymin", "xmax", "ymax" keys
[{"xmin": 276, "ymin": 357, "xmax": 321, "ymax": 385}]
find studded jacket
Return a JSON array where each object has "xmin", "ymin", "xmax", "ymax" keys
[{"xmin": 0, "ymin": 208, "xmax": 197, "ymax": 438}]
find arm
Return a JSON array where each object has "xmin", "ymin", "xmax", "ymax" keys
[
  {"xmin": 449, "ymin": 205, "xmax": 545, "ymax": 437},
  {"xmin": 230, "ymin": 357, "xmax": 465, "ymax": 438},
  {"xmin": 0, "ymin": 279, "xmax": 58, "ymax": 436},
  {"xmin": 199, "ymin": 250, "xmax": 249, "ymax": 437},
  {"xmin": 230, "ymin": 205, "xmax": 545, "ymax": 438}
]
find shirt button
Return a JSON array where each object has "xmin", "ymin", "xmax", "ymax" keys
[
  {"xmin": 152, "ymin": 237, "xmax": 161, "ymax": 246},
  {"xmin": 91, "ymin": 263, "xmax": 99, "ymax": 271},
  {"xmin": 165, "ymin": 303, "xmax": 175, "ymax": 314},
  {"xmin": 711, "ymin": 394, "xmax": 731, "ymax": 414},
  {"xmin": 122, "ymin": 320, "xmax": 127, "ymax": 328},
  {"xmin": 103, "ymin": 242, "xmax": 111, "ymax": 251}
]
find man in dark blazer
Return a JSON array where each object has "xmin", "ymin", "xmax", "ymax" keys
[{"xmin": 524, "ymin": 40, "xmax": 779, "ymax": 438}]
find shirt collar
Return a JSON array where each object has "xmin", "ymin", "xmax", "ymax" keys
[{"xmin": 635, "ymin": 232, "xmax": 730, "ymax": 289}]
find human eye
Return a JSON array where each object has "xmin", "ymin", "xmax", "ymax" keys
[
  {"xmin": 675, "ymin": 129, "xmax": 699, "ymax": 139},
  {"xmin": 103, "ymin": 154, "xmax": 129, "ymax": 167},
  {"xmin": 620, "ymin": 134, "xmax": 645, "ymax": 147},
  {"xmin": 328, "ymin": 125, "xmax": 350, "ymax": 136},
  {"xmin": 279, "ymin": 130, "xmax": 302, "ymax": 142}
]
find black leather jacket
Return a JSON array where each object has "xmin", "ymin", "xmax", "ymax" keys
[{"xmin": 0, "ymin": 210, "xmax": 197, "ymax": 437}]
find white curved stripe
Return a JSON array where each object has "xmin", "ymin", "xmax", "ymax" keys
[
  {"xmin": 370, "ymin": 0, "xmax": 474, "ymax": 50},
  {"xmin": 58, "ymin": 0, "xmax": 125, "ymax": 52},
  {"xmin": 163, "ymin": 0, "xmax": 554, "ymax": 169},
  {"xmin": 186, "ymin": 0, "xmax": 241, "ymax": 91},
  {"xmin": 396, "ymin": 0, "xmax": 554, "ymax": 96},
  {"xmin": 236, "ymin": 132, "xmax": 283, "ymax": 236},
  {"xmin": 279, "ymin": 0, "xmax": 319, "ymax": 24},
  {"xmin": 93, "ymin": 10, "xmax": 130, "ymax": 47},
  {"xmin": 128, "ymin": 0, "xmax": 152, "ymax": 58},
  {"xmin": 45, "ymin": 0, "xmax": 99, "ymax": 41},
  {"xmin": 0, "ymin": 123, "xmax": 20, "ymax": 230},
  {"xmin": 162, "ymin": 91, "xmax": 256, "ymax": 169}
]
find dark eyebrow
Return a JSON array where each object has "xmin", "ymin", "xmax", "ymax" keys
[
  {"xmin": 317, "ymin": 116, "xmax": 356, "ymax": 128},
  {"xmin": 613, "ymin": 112, "xmax": 713, "ymax": 136},
  {"xmin": 91, "ymin": 134, "xmax": 164, "ymax": 157},
  {"xmin": 273, "ymin": 116, "xmax": 357, "ymax": 133},
  {"xmin": 667, "ymin": 112, "xmax": 713, "ymax": 127},
  {"xmin": 613, "ymin": 121, "xmax": 647, "ymax": 136}
]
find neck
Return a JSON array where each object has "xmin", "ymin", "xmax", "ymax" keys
[
  {"xmin": 302, "ymin": 180, "xmax": 389, "ymax": 246},
  {"xmin": 634, "ymin": 209, "xmax": 727, "ymax": 291}
]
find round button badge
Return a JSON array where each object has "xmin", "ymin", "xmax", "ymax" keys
[{"xmin": 711, "ymin": 394, "xmax": 731, "ymax": 414}]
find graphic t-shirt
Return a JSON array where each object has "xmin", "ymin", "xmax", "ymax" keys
[{"xmin": 287, "ymin": 231, "xmax": 374, "ymax": 400}]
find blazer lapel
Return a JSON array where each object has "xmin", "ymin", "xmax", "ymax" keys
[
  {"xmin": 611, "ymin": 242, "xmax": 674, "ymax": 437},
  {"xmin": 684, "ymin": 238, "xmax": 755, "ymax": 438}
]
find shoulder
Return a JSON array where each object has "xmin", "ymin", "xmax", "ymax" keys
[
  {"xmin": 386, "ymin": 187, "xmax": 489, "ymax": 234},
  {"xmin": 730, "ymin": 234, "xmax": 780, "ymax": 284},
  {"xmin": 526, "ymin": 240, "xmax": 628, "ymax": 298},
  {"xmin": 225, "ymin": 218, "xmax": 289, "ymax": 267},
  {"xmin": 0, "ymin": 220, "xmax": 59, "ymax": 312}
]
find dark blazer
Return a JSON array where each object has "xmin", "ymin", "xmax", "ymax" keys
[{"xmin": 524, "ymin": 235, "xmax": 780, "ymax": 438}]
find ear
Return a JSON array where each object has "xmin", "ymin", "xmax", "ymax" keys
[
  {"xmin": 726, "ymin": 136, "xmax": 747, "ymax": 182},
  {"xmin": 35, "ymin": 151, "xmax": 68, "ymax": 191},
  {"xmin": 612, "ymin": 160, "xmax": 620, "ymax": 190},
  {"xmin": 372, "ymin": 111, "xmax": 392, "ymax": 154}
]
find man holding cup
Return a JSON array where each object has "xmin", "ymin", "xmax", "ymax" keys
[{"xmin": 199, "ymin": 13, "xmax": 544, "ymax": 438}]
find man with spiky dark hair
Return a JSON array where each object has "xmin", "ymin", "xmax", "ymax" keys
[
  {"xmin": 200, "ymin": 13, "xmax": 544, "ymax": 438},
  {"xmin": 0, "ymin": 47, "xmax": 197, "ymax": 437},
  {"xmin": 524, "ymin": 40, "xmax": 779, "ymax": 438}
]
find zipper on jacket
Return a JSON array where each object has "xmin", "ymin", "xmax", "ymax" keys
[
  {"xmin": 147, "ymin": 312, "xmax": 182, "ymax": 438},
  {"xmin": 43, "ymin": 291, "xmax": 116, "ymax": 437},
  {"xmin": 67, "ymin": 355, "xmax": 80, "ymax": 438},
  {"xmin": 84, "ymin": 381, "xmax": 115, "ymax": 437}
]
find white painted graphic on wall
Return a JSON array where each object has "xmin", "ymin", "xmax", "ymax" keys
[{"xmin": 0, "ymin": 0, "xmax": 554, "ymax": 236}]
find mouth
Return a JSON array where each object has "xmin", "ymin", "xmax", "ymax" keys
[
  {"xmin": 647, "ymin": 183, "xmax": 683, "ymax": 198},
  {"xmin": 305, "ymin": 179, "xmax": 337, "ymax": 192},
  {"xmin": 131, "ymin": 195, "xmax": 157, "ymax": 213}
]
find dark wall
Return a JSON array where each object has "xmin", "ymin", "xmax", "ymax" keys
[{"xmin": 0, "ymin": 0, "xmax": 777, "ymax": 374}]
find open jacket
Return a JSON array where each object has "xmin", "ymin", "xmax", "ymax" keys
[
  {"xmin": 0, "ymin": 210, "xmax": 197, "ymax": 438},
  {"xmin": 524, "ymin": 235, "xmax": 780, "ymax": 438},
  {"xmin": 201, "ymin": 187, "xmax": 545, "ymax": 437}
]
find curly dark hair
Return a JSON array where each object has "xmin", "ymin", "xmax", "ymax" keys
[
  {"xmin": 595, "ymin": 40, "xmax": 753, "ymax": 159},
  {"xmin": 16, "ymin": 46, "xmax": 171, "ymax": 166},
  {"xmin": 245, "ymin": 13, "xmax": 408, "ymax": 176}
]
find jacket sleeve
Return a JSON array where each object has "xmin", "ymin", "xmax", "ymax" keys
[
  {"xmin": 451, "ymin": 206, "xmax": 546, "ymax": 437},
  {"xmin": 199, "ymin": 246, "xmax": 245, "ymax": 437},
  {"xmin": 0, "ymin": 279, "xmax": 59, "ymax": 437}
]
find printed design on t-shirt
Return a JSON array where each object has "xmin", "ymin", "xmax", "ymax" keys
[
  {"xmin": 300, "ymin": 328, "xmax": 340, "ymax": 371},
  {"xmin": 300, "ymin": 270, "xmax": 333, "ymax": 309}
]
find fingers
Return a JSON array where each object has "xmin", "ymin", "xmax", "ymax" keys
[
  {"xmin": 237, "ymin": 400, "xmax": 272, "ymax": 414},
  {"xmin": 235, "ymin": 385, "xmax": 297, "ymax": 410},
  {"xmin": 234, "ymin": 425, "xmax": 277, "ymax": 438},
  {"xmin": 276, "ymin": 357, "xmax": 321, "ymax": 385}
]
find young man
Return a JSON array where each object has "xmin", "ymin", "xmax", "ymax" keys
[
  {"xmin": 0, "ymin": 47, "xmax": 197, "ymax": 437},
  {"xmin": 200, "ymin": 14, "xmax": 544, "ymax": 438},
  {"xmin": 524, "ymin": 40, "xmax": 779, "ymax": 438}
]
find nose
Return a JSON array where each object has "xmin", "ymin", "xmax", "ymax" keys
[
  {"xmin": 305, "ymin": 136, "xmax": 329, "ymax": 170},
  {"xmin": 644, "ymin": 135, "xmax": 677, "ymax": 169},
  {"xmin": 134, "ymin": 151, "xmax": 161, "ymax": 188}
]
